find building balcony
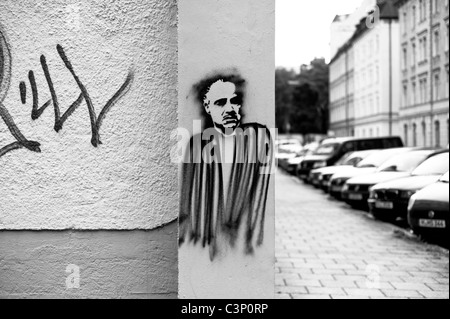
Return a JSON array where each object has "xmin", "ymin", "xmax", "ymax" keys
[{"xmin": 418, "ymin": 59, "xmax": 428, "ymax": 68}]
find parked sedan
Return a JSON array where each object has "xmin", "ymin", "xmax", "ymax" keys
[
  {"xmin": 368, "ymin": 151, "xmax": 449, "ymax": 220},
  {"xmin": 309, "ymin": 150, "xmax": 378, "ymax": 190},
  {"xmin": 342, "ymin": 149, "xmax": 440, "ymax": 209},
  {"xmin": 328, "ymin": 147, "xmax": 413, "ymax": 199},
  {"xmin": 407, "ymin": 171, "xmax": 449, "ymax": 244},
  {"xmin": 276, "ymin": 139, "xmax": 303, "ymax": 167},
  {"xmin": 280, "ymin": 142, "xmax": 319, "ymax": 174}
]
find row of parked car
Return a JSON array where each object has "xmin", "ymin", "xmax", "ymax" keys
[{"xmin": 277, "ymin": 136, "xmax": 449, "ymax": 245}]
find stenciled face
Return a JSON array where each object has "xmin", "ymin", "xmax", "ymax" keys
[{"xmin": 204, "ymin": 80, "xmax": 242, "ymax": 134}]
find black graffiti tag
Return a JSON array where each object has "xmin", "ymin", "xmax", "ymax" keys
[
  {"xmin": 1, "ymin": 27, "xmax": 41, "ymax": 157},
  {"xmin": 1, "ymin": 28, "xmax": 134, "ymax": 158}
]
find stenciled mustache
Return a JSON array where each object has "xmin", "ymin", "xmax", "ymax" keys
[{"xmin": 222, "ymin": 112, "xmax": 240, "ymax": 122}]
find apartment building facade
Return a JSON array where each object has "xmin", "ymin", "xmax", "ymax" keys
[
  {"xmin": 330, "ymin": 43, "xmax": 355, "ymax": 137},
  {"xmin": 330, "ymin": 0, "xmax": 400, "ymax": 138},
  {"xmin": 397, "ymin": 0, "xmax": 449, "ymax": 147}
]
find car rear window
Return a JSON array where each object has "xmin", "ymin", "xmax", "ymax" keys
[
  {"xmin": 377, "ymin": 152, "xmax": 431, "ymax": 172},
  {"xmin": 382, "ymin": 138, "xmax": 403, "ymax": 148},
  {"xmin": 314, "ymin": 143, "xmax": 340, "ymax": 155},
  {"xmin": 356, "ymin": 149, "xmax": 408, "ymax": 168},
  {"xmin": 412, "ymin": 153, "xmax": 450, "ymax": 176}
]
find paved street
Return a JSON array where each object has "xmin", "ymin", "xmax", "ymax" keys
[{"xmin": 275, "ymin": 169, "xmax": 449, "ymax": 299}]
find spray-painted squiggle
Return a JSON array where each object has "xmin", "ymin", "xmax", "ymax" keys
[
  {"xmin": 1, "ymin": 25, "xmax": 134, "ymax": 158},
  {"xmin": 0, "ymin": 26, "xmax": 41, "ymax": 158}
]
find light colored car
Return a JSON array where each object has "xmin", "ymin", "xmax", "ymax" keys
[
  {"xmin": 275, "ymin": 139, "xmax": 303, "ymax": 165},
  {"xmin": 342, "ymin": 149, "xmax": 441, "ymax": 209},
  {"xmin": 309, "ymin": 150, "xmax": 378, "ymax": 191},
  {"xmin": 368, "ymin": 151, "xmax": 449, "ymax": 220},
  {"xmin": 407, "ymin": 171, "xmax": 449, "ymax": 244},
  {"xmin": 280, "ymin": 142, "xmax": 319, "ymax": 174},
  {"xmin": 328, "ymin": 148, "xmax": 414, "ymax": 199}
]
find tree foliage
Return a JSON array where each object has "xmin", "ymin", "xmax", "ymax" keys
[{"xmin": 275, "ymin": 58, "xmax": 329, "ymax": 135}]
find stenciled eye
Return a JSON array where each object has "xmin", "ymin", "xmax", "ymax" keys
[
  {"xmin": 214, "ymin": 98, "xmax": 228, "ymax": 107},
  {"xmin": 230, "ymin": 96, "xmax": 242, "ymax": 105}
]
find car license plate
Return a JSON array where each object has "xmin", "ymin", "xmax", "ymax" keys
[
  {"xmin": 331, "ymin": 186, "xmax": 341, "ymax": 192},
  {"xmin": 375, "ymin": 201, "xmax": 394, "ymax": 209},
  {"xmin": 349, "ymin": 193, "xmax": 363, "ymax": 200},
  {"xmin": 419, "ymin": 219, "xmax": 446, "ymax": 229}
]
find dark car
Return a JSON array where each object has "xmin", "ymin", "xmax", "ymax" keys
[
  {"xmin": 407, "ymin": 171, "xmax": 449, "ymax": 244},
  {"xmin": 296, "ymin": 136, "xmax": 403, "ymax": 182},
  {"xmin": 309, "ymin": 150, "xmax": 378, "ymax": 190},
  {"xmin": 342, "ymin": 149, "xmax": 440, "ymax": 209},
  {"xmin": 279, "ymin": 142, "xmax": 319, "ymax": 174},
  {"xmin": 368, "ymin": 151, "xmax": 449, "ymax": 220},
  {"xmin": 328, "ymin": 147, "xmax": 413, "ymax": 199}
]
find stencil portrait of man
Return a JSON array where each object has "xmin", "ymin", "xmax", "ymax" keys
[{"xmin": 179, "ymin": 71, "xmax": 273, "ymax": 261}]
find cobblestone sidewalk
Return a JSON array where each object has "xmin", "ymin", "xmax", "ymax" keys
[{"xmin": 275, "ymin": 169, "xmax": 449, "ymax": 299}]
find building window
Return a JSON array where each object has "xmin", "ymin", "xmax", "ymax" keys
[
  {"xmin": 434, "ymin": 73, "xmax": 441, "ymax": 100},
  {"xmin": 403, "ymin": 12, "xmax": 407, "ymax": 33},
  {"xmin": 422, "ymin": 36, "xmax": 427, "ymax": 61},
  {"xmin": 419, "ymin": 79, "xmax": 423, "ymax": 103},
  {"xmin": 412, "ymin": 6, "xmax": 416, "ymax": 29},
  {"xmin": 420, "ymin": 77, "xmax": 428, "ymax": 103},
  {"xmin": 404, "ymin": 124, "xmax": 409, "ymax": 146},
  {"xmin": 419, "ymin": 78, "xmax": 427, "ymax": 103},
  {"xmin": 421, "ymin": 0, "xmax": 427, "ymax": 21},
  {"xmin": 446, "ymin": 23, "xmax": 449, "ymax": 52},
  {"xmin": 419, "ymin": 37, "xmax": 428, "ymax": 62},
  {"xmin": 403, "ymin": 83, "xmax": 408, "ymax": 107},
  {"xmin": 419, "ymin": 0, "xmax": 423, "ymax": 21},
  {"xmin": 412, "ymin": 42, "xmax": 417, "ymax": 66},
  {"xmin": 412, "ymin": 81, "xmax": 417, "ymax": 105},
  {"xmin": 376, "ymin": 65, "xmax": 379, "ymax": 83},
  {"xmin": 447, "ymin": 119, "xmax": 449, "ymax": 146},
  {"xmin": 403, "ymin": 47, "xmax": 408, "ymax": 69},
  {"xmin": 446, "ymin": 68, "xmax": 449, "ymax": 98},
  {"xmin": 433, "ymin": 29, "xmax": 440, "ymax": 57},
  {"xmin": 422, "ymin": 121, "xmax": 427, "ymax": 146},
  {"xmin": 413, "ymin": 123, "xmax": 417, "ymax": 147},
  {"xmin": 435, "ymin": 120, "xmax": 441, "ymax": 147},
  {"xmin": 432, "ymin": 0, "xmax": 439, "ymax": 14}
]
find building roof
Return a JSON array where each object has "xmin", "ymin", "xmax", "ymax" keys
[
  {"xmin": 332, "ymin": 14, "xmax": 350, "ymax": 23},
  {"xmin": 330, "ymin": 0, "xmax": 398, "ymax": 64},
  {"xmin": 393, "ymin": 0, "xmax": 410, "ymax": 8},
  {"xmin": 377, "ymin": 0, "xmax": 399, "ymax": 19}
]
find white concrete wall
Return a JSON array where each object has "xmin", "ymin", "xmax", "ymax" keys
[
  {"xmin": 0, "ymin": 0, "xmax": 178, "ymax": 230},
  {"xmin": 1, "ymin": 0, "xmax": 178, "ymax": 299},
  {"xmin": 178, "ymin": 0, "xmax": 275, "ymax": 299}
]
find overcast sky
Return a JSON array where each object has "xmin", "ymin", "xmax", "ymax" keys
[{"xmin": 276, "ymin": 0, "xmax": 363, "ymax": 70}]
